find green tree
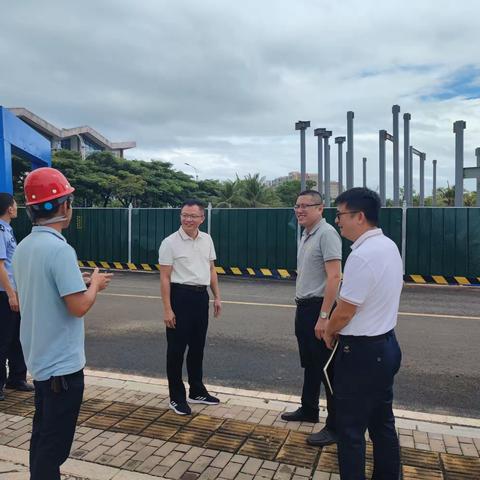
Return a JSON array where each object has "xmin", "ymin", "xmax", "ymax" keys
[
  {"xmin": 215, "ymin": 179, "xmax": 243, "ymax": 207},
  {"xmin": 11, "ymin": 154, "xmax": 30, "ymax": 203},
  {"xmin": 237, "ymin": 173, "xmax": 280, "ymax": 207},
  {"xmin": 193, "ymin": 179, "xmax": 223, "ymax": 205},
  {"xmin": 275, "ymin": 179, "xmax": 316, "ymax": 207}
]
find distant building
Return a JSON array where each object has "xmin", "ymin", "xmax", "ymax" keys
[
  {"xmin": 9, "ymin": 107, "xmax": 136, "ymax": 159},
  {"xmin": 267, "ymin": 171, "xmax": 341, "ymax": 200}
]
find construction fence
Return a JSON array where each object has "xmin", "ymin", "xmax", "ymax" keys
[{"xmin": 12, "ymin": 207, "xmax": 480, "ymax": 285}]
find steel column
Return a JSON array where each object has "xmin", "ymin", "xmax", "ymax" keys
[
  {"xmin": 454, "ymin": 120, "xmax": 466, "ymax": 207},
  {"xmin": 346, "ymin": 111, "xmax": 354, "ymax": 189},
  {"xmin": 419, "ymin": 153, "xmax": 425, "ymax": 206},
  {"xmin": 392, "ymin": 105, "xmax": 400, "ymax": 206},
  {"xmin": 403, "ymin": 113, "xmax": 411, "ymax": 205},
  {"xmin": 379, "ymin": 130, "xmax": 386, "ymax": 206},
  {"xmin": 324, "ymin": 131, "xmax": 332, "ymax": 206},
  {"xmin": 363, "ymin": 157, "xmax": 367, "ymax": 188},
  {"xmin": 314, "ymin": 128, "xmax": 326, "ymax": 195},
  {"xmin": 295, "ymin": 121, "xmax": 310, "ymax": 191},
  {"xmin": 335, "ymin": 136, "xmax": 345, "ymax": 195}
]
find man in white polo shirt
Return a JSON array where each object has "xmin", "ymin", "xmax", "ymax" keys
[
  {"xmin": 322, "ymin": 187, "xmax": 403, "ymax": 480},
  {"xmin": 159, "ymin": 199, "xmax": 222, "ymax": 415}
]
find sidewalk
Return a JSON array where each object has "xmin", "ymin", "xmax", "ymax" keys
[{"xmin": 0, "ymin": 369, "xmax": 479, "ymax": 479}]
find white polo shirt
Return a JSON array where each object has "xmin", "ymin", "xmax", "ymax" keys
[
  {"xmin": 339, "ymin": 228, "xmax": 403, "ymax": 336},
  {"xmin": 158, "ymin": 227, "xmax": 216, "ymax": 286}
]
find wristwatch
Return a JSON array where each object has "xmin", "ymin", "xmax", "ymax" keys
[{"xmin": 320, "ymin": 311, "xmax": 328, "ymax": 319}]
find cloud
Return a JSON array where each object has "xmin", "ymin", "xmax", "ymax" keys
[{"xmin": 1, "ymin": 0, "xmax": 480, "ymax": 197}]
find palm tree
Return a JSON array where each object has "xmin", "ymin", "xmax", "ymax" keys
[
  {"xmin": 238, "ymin": 173, "xmax": 279, "ymax": 207},
  {"xmin": 436, "ymin": 183, "xmax": 455, "ymax": 206},
  {"xmin": 215, "ymin": 179, "xmax": 243, "ymax": 207}
]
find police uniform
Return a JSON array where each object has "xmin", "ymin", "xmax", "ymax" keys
[
  {"xmin": 334, "ymin": 228, "xmax": 403, "ymax": 479},
  {"xmin": 0, "ymin": 219, "xmax": 28, "ymax": 391}
]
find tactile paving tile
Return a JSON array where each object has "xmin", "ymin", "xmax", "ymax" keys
[
  {"xmin": 19, "ymin": 396, "xmax": 35, "ymax": 406},
  {"xmin": 251, "ymin": 425, "xmax": 289, "ymax": 443},
  {"xmin": 110, "ymin": 416, "xmax": 154, "ymax": 435},
  {"xmin": 80, "ymin": 399, "xmax": 113, "ymax": 413},
  {"xmin": 142, "ymin": 421, "xmax": 179, "ymax": 441},
  {"xmin": 205, "ymin": 432, "xmax": 246, "ymax": 453},
  {"xmin": 9, "ymin": 390, "xmax": 34, "ymax": 401},
  {"xmin": 218, "ymin": 419, "xmax": 255, "ymax": 436},
  {"xmin": 4, "ymin": 392, "xmax": 478, "ymax": 476},
  {"xmin": 102, "ymin": 402, "xmax": 140, "ymax": 417},
  {"xmin": 317, "ymin": 452, "xmax": 339, "ymax": 473},
  {"xmin": 4, "ymin": 403, "xmax": 36, "ymax": 417},
  {"xmin": 0, "ymin": 397, "xmax": 22, "ymax": 411},
  {"xmin": 322, "ymin": 444, "xmax": 337, "ymax": 454},
  {"xmin": 159, "ymin": 410, "xmax": 193, "ymax": 427},
  {"xmin": 402, "ymin": 464, "xmax": 444, "ymax": 479},
  {"xmin": 82, "ymin": 413, "xmax": 122, "ymax": 430},
  {"xmin": 239, "ymin": 437, "xmax": 280, "ymax": 460},
  {"xmin": 187, "ymin": 414, "xmax": 225, "ymax": 432},
  {"xmin": 129, "ymin": 406, "xmax": 166, "ymax": 421},
  {"xmin": 401, "ymin": 447, "xmax": 441, "ymax": 469},
  {"xmin": 239, "ymin": 425, "xmax": 290, "ymax": 460},
  {"xmin": 172, "ymin": 426, "xmax": 213, "ymax": 447},
  {"xmin": 443, "ymin": 473, "xmax": 478, "ymax": 480},
  {"xmin": 275, "ymin": 431, "xmax": 319, "ymax": 467},
  {"xmin": 441, "ymin": 453, "xmax": 480, "ymax": 479},
  {"xmin": 76, "ymin": 411, "xmax": 95, "ymax": 424}
]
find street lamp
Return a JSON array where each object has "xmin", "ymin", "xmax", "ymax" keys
[{"xmin": 184, "ymin": 162, "xmax": 199, "ymax": 182}]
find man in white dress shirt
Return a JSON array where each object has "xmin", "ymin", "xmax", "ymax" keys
[
  {"xmin": 322, "ymin": 187, "xmax": 403, "ymax": 480},
  {"xmin": 159, "ymin": 199, "xmax": 222, "ymax": 416}
]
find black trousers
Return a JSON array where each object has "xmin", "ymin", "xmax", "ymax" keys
[
  {"xmin": 167, "ymin": 285, "xmax": 209, "ymax": 402},
  {"xmin": 0, "ymin": 292, "xmax": 27, "ymax": 387},
  {"xmin": 30, "ymin": 369, "xmax": 84, "ymax": 480},
  {"xmin": 334, "ymin": 331, "xmax": 401, "ymax": 480},
  {"xmin": 294, "ymin": 301, "xmax": 336, "ymax": 430}
]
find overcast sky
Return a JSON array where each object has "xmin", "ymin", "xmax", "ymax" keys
[{"xmin": 1, "ymin": 0, "xmax": 479, "ymax": 196}]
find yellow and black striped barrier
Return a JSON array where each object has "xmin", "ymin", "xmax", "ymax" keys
[
  {"xmin": 403, "ymin": 274, "xmax": 480, "ymax": 286},
  {"xmin": 78, "ymin": 261, "xmax": 295, "ymax": 279},
  {"xmin": 78, "ymin": 261, "xmax": 480, "ymax": 285}
]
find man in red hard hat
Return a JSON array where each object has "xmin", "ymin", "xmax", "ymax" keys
[{"xmin": 13, "ymin": 167, "xmax": 112, "ymax": 480}]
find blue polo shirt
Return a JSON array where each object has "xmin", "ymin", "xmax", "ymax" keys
[
  {"xmin": 12, "ymin": 226, "xmax": 87, "ymax": 381},
  {"xmin": 0, "ymin": 219, "xmax": 17, "ymax": 292}
]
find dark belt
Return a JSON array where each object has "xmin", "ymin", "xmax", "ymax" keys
[
  {"xmin": 295, "ymin": 296, "xmax": 323, "ymax": 306},
  {"xmin": 34, "ymin": 368, "xmax": 84, "ymax": 393},
  {"xmin": 171, "ymin": 283, "xmax": 207, "ymax": 292},
  {"xmin": 339, "ymin": 329, "xmax": 394, "ymax": 342}
]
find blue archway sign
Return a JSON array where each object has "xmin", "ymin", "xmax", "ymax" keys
[{"xmin": 0, "ymin": 106, "xmax": 51, "ymax": 194}]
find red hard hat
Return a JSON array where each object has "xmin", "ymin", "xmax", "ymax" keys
[{"xmin": 24, "ymin": 167, "xmax": 75, "ymax": 205}]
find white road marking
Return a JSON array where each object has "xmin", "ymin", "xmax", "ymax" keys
[{"xmin": 99, "ymin": 292, "xmax": 480, "ymax": 321}]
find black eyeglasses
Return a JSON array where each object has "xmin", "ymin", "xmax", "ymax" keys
[
  {"xmin": 335, "ymin": 210, "xmax": 360, "ymax": 219},
  {"xmin": 293, "ymin": 203, "xmax": 323, "ymax": 210}
]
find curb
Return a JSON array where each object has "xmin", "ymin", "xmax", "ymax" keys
[{"xmin": 84, "ymin": 368, "xmax": 480, "ymax": 431}]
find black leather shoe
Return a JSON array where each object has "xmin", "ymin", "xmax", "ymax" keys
[
  {"xmin": 281, "ymin": 407, "xmax": 319, "ymax": 423},
  {"xmin": 5, "ymin": 380, "xmax": 34, "ymax": 392},
  {"xmin": 0, "ymin": 388, "xmax": 4, "ymax": 401},
  {"xmin": 307, "ymin": 427, "xmax": 338, "ymax": 447}
]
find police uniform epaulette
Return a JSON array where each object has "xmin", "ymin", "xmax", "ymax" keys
[{"xmin": 0, "ymin": 224, "xmax": 4, "ymax": 231}]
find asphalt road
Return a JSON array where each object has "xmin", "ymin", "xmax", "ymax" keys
[{"xmin": 84, "ymin": 272, "xmax": 480, "ymax": 419}]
